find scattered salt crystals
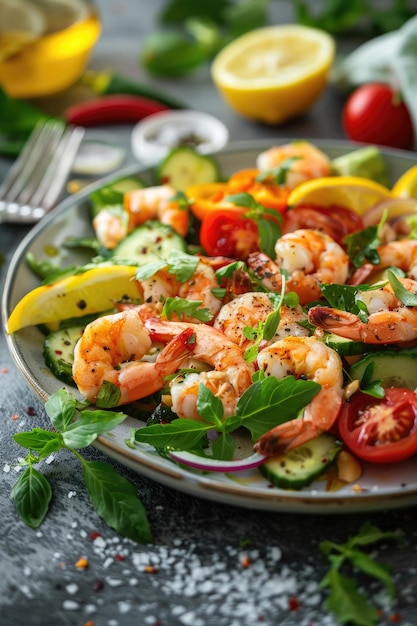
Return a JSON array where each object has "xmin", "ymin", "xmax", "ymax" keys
[
  {"xmin": 105, "ymin": 577, "xmax": 124, "ymax": 587},
  {"xmin": 23, "ymin": 566, "xmax": 31, "ymax": 577},
  {"xmin": 179, "ymin": 611, "xmax": 205, "ymax": 625},
  {"xmin": 45, "ymin": 454, "xmax": 55, "ymax": 465},
  {"xmin": 93, "ymin": 535, "xmax": 107, "ymax": 550},
  {"xmin": 103, "ymin": 557, "xmax": 114, "ymax": 569},
  {"xmin": 3, "ymin": 463, "xmax": 10, "ymax": 473},
  {"xmin": 20, "ymin": 585, "xmax": 34, "ymax": 599},
  {"xmin": 117, "ymin": 600, "xmax": 132, "ymax": 614},
  {"xmin": 84, "ymin": 604, "xmax": 97, "ymax": 615},
  {"xmin": 62, "ymin": 599, "xmax": 80, "ymax": 611},
  {"xmin": 67, "ymin": 490, "xmax": 77, "ymax": 498},
  {"xmin": 65, "ymin": 582, "xmax": 79, "ymax": 595}
]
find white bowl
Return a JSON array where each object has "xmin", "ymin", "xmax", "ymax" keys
[{"xmin": 131, "ymin": 109, "xmax": 229, "ymax": 164}]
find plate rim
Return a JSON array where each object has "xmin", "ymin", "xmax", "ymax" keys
[{"xmin": 4, "ymin": 137, "xmax": 417, "ymax": 514}]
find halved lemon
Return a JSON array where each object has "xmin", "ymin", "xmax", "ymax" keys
[
  {"xmin": 287, "ymin": 176, "xmax": 392, "ymax": 215},
  {"xmin": 211, "ymin": 25, "xmax": 335, "ymax": 125},
  {"xmin": 8, "ymin": 265, "xmax": 141, "ymax": 333},
  {"xmin": 391, "ymin": 164, "xmax": 417, "ymax": 198}
]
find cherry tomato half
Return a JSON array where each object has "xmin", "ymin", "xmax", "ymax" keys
[
  {"xmin": 199, "ymin": 208, "xmax": 260, "ymax": 259},
  {"xmin": 282, "ymin": 204, "xmax": 364, "ymax": 244},
  {"xmin": 342, "ymin": 83, "xmax": 414, "ymax": 150},
  {"xmin": 338, "ymin": 388, "xmax": 417, "ymax": 463}
]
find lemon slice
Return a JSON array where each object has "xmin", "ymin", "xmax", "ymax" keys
[
  {"xmin": 8, "ymin": 265, "xmax": 141, "ymax": 333},
  {"xmin": 287, "ymin": 176, "xmax": 392, "ymax": 215},
  {"xmin": 391, "ymin": 164, "xmax": 417, "ymax": 198},
  {"xmin": 0, "ymin": 0, "xmax": 45, "ymax": 60},
  {"xmin": 211, "ymin": 25, "xmax": 335, "ymax": 125}
]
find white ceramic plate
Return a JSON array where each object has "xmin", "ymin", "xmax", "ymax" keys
[{"xmin": 4, "ymin": 139, "xmax": 417, "ymax": 514}]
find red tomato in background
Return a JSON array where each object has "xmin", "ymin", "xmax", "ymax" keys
[
  {"xmin": 342, "ymin": 83, "xmax": 414, "ymax": 150},
  {"xmin": 199, "ymin": 208, "xmax": 260, "ymax": 259},
  {"xmin": 338, "ymin": 388, "xmax": 417, "ymax": 463},
  {"xmin": 282, "ymin": 204, "xmax": 364, "ymax": 244}
]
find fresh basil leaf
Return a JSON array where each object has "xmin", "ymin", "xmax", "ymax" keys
[
  {"xmin": 135, "ymin": 419, "xmax": 211, "ymax": 449},
  {"xmin": 215, "ymin": 260, "xmax": 247, "ymax": 281},
  {"xmin": 196, "ymin": 383, "xmax": 224, "ymax": 425},
  {"xmin": 211, "ymin": 431, "xmax": 235, "ymax": 460},
  {"xmin": 256, "ymin": 157, "xmax": 301, "ymax": 186},
  {"xmin": 388, "ymin": 268, "xmax": 417, "ymax": 305},
  {"xmin": 95, "ymin": 380, "xmax": 122, "ymax": 409},
  {"xmin": 81, "ymin": 460, "xmax": 153, "ymax": 544},
  {"xmin": 257, "ymin": 217, "xmax": 280, "ymax": 258},
  {"xmin": 236, "ymin": 375, "xmax": 320, "ymax": 441},
  {"xmin": 359, "ymin": 363, "xmax": 384, "ymax": 398},
  {"xmin": 62, "ymin": 409, "xmax": 127, "ymax": 449},
  {"xmin": 225, "ymin": 192, "xmax": 257, "ymax": 209},
  {"xmin": 162, "ymin": 296, "xmax": 213, "ymax": 322},
  {"xmin": 13, "ymin": 429, "xmax": 63, "ymax": 457},
  {"xmin": 344, "ymin": 225, "xmax": 381, "ymax": 268},
  {"xmin": 11, "ymin": 466, "xmax": 52, "ymax": 529},
  {"xmin": 44, "ymin": 388, "xmax": 77, "ymax": 432}
]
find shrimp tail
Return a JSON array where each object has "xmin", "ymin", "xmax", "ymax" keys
[
  {"xmin": 155, "ymin": 327, "xmax": 196, "ymax": 374},
  {"xmin": 254, "ymin": 387, "xmax": 342, "ymax": 457},
  {"xmin": 308, "ymin": 306, "xmax": 361, "ymax": 337}
]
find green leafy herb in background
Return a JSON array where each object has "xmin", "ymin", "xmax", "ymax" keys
[
  {"xmin": 140, "ymin": 0, "xmax": 416, "ymax": 77},
  {"xmin": 320, "ymin": 522, "xmax": 403, "ymax": 625}
]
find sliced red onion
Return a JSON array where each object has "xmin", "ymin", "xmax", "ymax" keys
[
  {"xmin": 362, "ymin": 198, "xmax": 417, "ymax": 227},
  {"xmin": 168, "ymin": 449, "xmax": 266, "ymax": 472}
]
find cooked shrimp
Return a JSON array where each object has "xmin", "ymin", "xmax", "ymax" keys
[
  {"xmin": 248, "ymin": 229, "xmax": 349, "ymax": 304},
  {"xmin": 93, "ymin": 184, "xmax": 189, "ymax": 249},
  {"xmin": 144, "ymin": 318, "xmax": 254, "ymax": 418},
  {"xmin": 72, "ymin": 309, "xmax": 195, "ymax": 406},
  {"xmin": 308, "ymin": 277, "xmax": 417, "ymax": 344},
  {"xmin": 125, "ymin": 184, "xmax": 189, "ymax": 236},
  {"xmin": 256, "ymin": 141, "xmax": 331, "ymax": 190},
  {"xmin": 93, "ymin": 208, "xmax": 129, "ymax": 249},
  {"xmin": 254, "ymin": 336, "xmax": 344, "ymax": 456},
  {"xmin": 213, "ymin": 292, "xmax": 309, "ymax": 349},
  {"xmin": 178, "ymin": 259, "xmax": 223, "ymax": 320},
  {"xmin": 350, "ymin": 239, "xmax": 417, "ymax": 284}
]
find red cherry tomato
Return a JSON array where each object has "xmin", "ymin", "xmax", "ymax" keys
[
  {"xmin": 342, "ymin": 83, "xmax": 414, "ymax": 150},
  {"xmin": 282, "ymin": 204, "xmax": 364, "ymax": 244},
  {"xmin": 199, "ymin": 208, "xmax": 260, "ymax": 259},
  {"xmin": 338, "ymin": 388, "xmax": 417, "ymax": 463}
]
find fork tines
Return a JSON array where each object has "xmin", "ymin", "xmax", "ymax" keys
[{"xmin": 0, "ymin": 119, "xmax": 85, "ymax": 224}]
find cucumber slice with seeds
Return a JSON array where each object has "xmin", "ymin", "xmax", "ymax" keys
[
  {"xmin": 44, "ymin": 326, "xmax": 85, "ymax": 386},
  {"xmin": 155, "ymin": 146, "xmax": 221, "ymax": 190},
  {"xmin": 348, "ymin": 348, "xmax": 417, "ymax": 389},
  {"xmin": 259, "ymin": 432, "xmax": 342, "ymax": 490},
  {"xmin": 112, "ymin": 220, "xmax": 186, "ymax": 264}
]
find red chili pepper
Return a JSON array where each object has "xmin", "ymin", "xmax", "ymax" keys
[{"xmin": 64, "ymin": 95, "xmax": 170, "ymax": 126}]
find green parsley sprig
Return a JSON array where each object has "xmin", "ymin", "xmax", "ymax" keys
[
  {"xmin": 320, "ymin": 522, "xmax": 403, "ymax": 626},
  {"xmin": 11, "ymin": 388, "xmax": 152, "ymax": 544}
]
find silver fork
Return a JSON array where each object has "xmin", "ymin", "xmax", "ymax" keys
[{"xmin": 0, "ymin": 119, "xmax": 85, "ymax": 224}]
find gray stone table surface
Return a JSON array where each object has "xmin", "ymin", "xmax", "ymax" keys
[{"xmin": 2, "ymin": 2, "xmax": 417, "ymax": 625}]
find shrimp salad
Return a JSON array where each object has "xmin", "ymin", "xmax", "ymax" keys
[{"xmin": 10, "ymin": 140, "xmax": 417, "ymax": 493}]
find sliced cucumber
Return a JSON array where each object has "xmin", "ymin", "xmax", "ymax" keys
[
  {"xmin": 44, "ymin": 326, "xmax": 85, "ymax": 386},
  {"xmin": 324, "ymin": 333, "xmax": 376, "ymax": 357},
  {"xmin": 259, "ymin": 433, "xmax": 342, "ymax": 490},
  {"xmin": 155, "ymin": 146, "xmax": 221, "ymax": 190},
  {"xmin": 348, "ymin": 348, "xmax": 417, "ymax": 389},
  {"xmin": 112, "ymin": 220, "xmax": 186, "ymax": 264}
]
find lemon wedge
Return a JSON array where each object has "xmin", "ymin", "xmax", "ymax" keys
[
  {"xmin": 211, "ymin": 25, "xmax": 335, "ymax": 125},
  {"xmin": 391, "ymin": 164, "xmax": 417, "ymax": 198},
  {"xmin": 8, "ymin": 265, "xmax": 141, "ymax": 334},
  {"xmin": 287, "ymin": 176, "xmax": 392, "ymax": 215},
  {"xmin": 0, "ymin": 0, "xmax": 45, "ymax": 60}
]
